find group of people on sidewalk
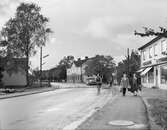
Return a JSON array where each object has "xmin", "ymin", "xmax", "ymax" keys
[
  {"xmin": 120, "ymin": 73, "xmax": 141, "ymax": 96},
  {"xmin": 94, "ymin": 72, "xmax": 141, "ymax": 96}
]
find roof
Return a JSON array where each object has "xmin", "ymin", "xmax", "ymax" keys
[{"xmin": 138, "ymin": 36, "xmax": 162, "ymax": 50}]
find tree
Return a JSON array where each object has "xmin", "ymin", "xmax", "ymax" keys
[
  {"xmin": 33, "ymin": 67, "xmax": 40, "ymax": 81},
  {"xmin": 59, "ymin": 55, "xmax": 74, "ymax": 69},
  {"xmin": 57, "ymin": 55, "xmax": 74, "ymax": 81},
  {"xmin": 116, "ymin": 50, "xmax": 140, "ymax": 84},
  {"xmin": 0, "ymin": 2, "xmax": 52, "ymax": 86},
  {"xmin": 85, "ymin": 55, "xmax": 115, "ymax": 82},
  {"xmin": 0, "ymin": 61, "xmax": 4, "ymax": 87},
  {"xmin": 134, "ymin": 27, "xmax": 167, "ymax": 37}
]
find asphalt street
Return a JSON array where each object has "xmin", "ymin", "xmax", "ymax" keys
[{"xmin": 0, "ymin": 86, "xmax": 112, "ymax": 130}]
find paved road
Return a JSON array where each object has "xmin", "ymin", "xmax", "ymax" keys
[{"xmin": 0, "ymin": 87, "xmax": 112, "ymax": 130}]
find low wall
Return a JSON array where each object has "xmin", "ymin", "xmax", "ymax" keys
[{"xmin": 2, "ymin": 71, "xmax": 27, "ymax": 86}]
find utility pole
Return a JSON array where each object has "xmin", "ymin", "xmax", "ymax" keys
[
  {"xmin": 127, "ymin": 48, "xmax": 130, "ymax": 77},
  {"xmin": 40, "ymin": 47, "xmax": 49, "ymax": 87},
  {"xmin": 80, "ymin": 64, "xmax": 83, "ymax": 83},
  {"xmin": 40, "ymin": 47, "xmax": 42, "ymax": 87}
]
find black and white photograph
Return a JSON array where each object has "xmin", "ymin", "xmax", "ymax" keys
[{"xmin": 0, "ymin": 0, "xmax": 167, "ymax": 130}]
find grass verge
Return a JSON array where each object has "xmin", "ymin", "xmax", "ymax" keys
[
  {"xmin": 147, "ymin": 98, "xmax": 167, "ymax": 130},
  {"xmin": 141, "ymin": 87, "xmax": 167, "ymax": 130}
]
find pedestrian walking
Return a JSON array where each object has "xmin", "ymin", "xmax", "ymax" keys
[
  {"xmin": 120, "ymin": 73, "xmax": 130, "ymax": 96},
  {"xmin": 109, "ymin": 76, "xmax": 113, "ymax": 88},
  {"xmin": 96, "ymin": 73, "xmax": 102, "ymax": 95},
  {"xmin": 131, "ymin": 73, "xmax": 140, "ymax": 96}
]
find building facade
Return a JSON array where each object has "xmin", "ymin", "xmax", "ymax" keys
[
  {"xmin": 138, "ymin": 37, "xmax": 167, "ymax": 89},
  {"xmin": 0, "ymin": 58, "xmax": 27, "ymax": 87},
  {"xmin": 66, "ymin": 63, "xmax": 87, "ymax": 83},
  {"xmin": 66, "ymin": 57, "xmax": 90, "ymax": 83}
]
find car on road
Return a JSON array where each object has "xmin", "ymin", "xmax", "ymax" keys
[{"xmin": 86, "ymin": 77, "xmax": 97, "ymax": 85}]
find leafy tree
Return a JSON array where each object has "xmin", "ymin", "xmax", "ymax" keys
[
  {"xmin": 0, "ymin": 2, "xmax": 52, "ymax": 86},
  {"xmin": 85, "ymin": 55, "xmax": 115, "ymax": 82},
  {"xmin": 135, "ymin": 27, "xmax": 167, "ymax": 37},
  {"xmin": 33, "ymin": 67, "xmax": 40, "ymax": 81},
  {"xmin": 0, "ymin": 58, "xmax": 4, "ymax": 87},
  {"xmin": 59, "ymin": 55, "xmax": 74, "ymax": 68},
  {"xmin": 48, "ymin": 65, "xmax": 66, "ymax": 82},
  {"xmin": 116, "ymin": 50, "xmax": 140, "ymax": 84},
  {"xmin": 56, "ymin": 65, "xmax": 66, "ymax": 81}
]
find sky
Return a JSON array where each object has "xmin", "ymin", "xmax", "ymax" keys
[{"xmin": 1, "ymin": 0, "xmax": 167, "ymax": 70}]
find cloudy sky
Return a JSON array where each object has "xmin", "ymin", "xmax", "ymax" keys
[{"xmin": 1, "ymin": 0, "xmax": 167, "ymax": 70}]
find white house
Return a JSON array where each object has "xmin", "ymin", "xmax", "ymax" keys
[
  {"xmin": 66, "ymin": 57, "xmax": 90, "ymax": 83},
  {"xmin": 138, "ymin": 36, "xmax": 167, "ymax": 89},
  {"xmin": 67, "ymin": 63, "xmax": 82, "ymax": 83}
]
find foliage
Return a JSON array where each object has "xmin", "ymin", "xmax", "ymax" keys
[
  {"xmin": 0, "ymin": 66, "xmax": 4, "ymax": 87},
  {"xmin": 85, "ymin": 55, "xmax": 115, "ymax": 82},
  {"xmin": 116, "ymin": 50, "xmax": 140, "ymax": 84},
  {"xmin": 55, "ymin": 65, "xmax": 66, "ymax": 81},
  {"xmin": 53, "ymin": 55, "xmax": 75, "ymax": 81},
  {"xmin": 33, "ymin": 67, "xmax": 40, "ymax": 80},
  {"xmin": 0, "ymin": 2, "xmax": 52, "ymax": 86},
  {"xmin": 135, "ymin": 27, "xmax": 167, "ymax": 37},
  {"xmin": 59, "ymin": 55, "xmax": 74, "ymax": 69}
]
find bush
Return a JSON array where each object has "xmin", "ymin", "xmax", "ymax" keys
[{"xmin": 0, "ymin": 67, "xmax": 4, "ymax": 88}]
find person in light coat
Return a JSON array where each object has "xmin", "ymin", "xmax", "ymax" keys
[{"xmin": 120, "ymin": 73, "xmax": 130, "ymax": 96}]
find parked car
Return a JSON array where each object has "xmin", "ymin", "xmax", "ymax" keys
[{"xmin": 86, "ymin": 77, "xmax": 97, "ymax": 85}]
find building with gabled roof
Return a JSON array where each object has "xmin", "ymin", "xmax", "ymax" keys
[
  {"xmin": 66, "ymin": 57, "xmax": 89, "ymax": 83},
  {"xmin": 138, "ymin": 36, "xmax": 167, "ymax": 89}
]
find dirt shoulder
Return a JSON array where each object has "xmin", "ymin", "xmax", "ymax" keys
[{"xmin": 0, "ymin": 86, "xmax": 56, "ymax": 99}]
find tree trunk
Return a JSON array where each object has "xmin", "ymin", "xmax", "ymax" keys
[
  {"xmin": 25, "ymin": 33, "xmax": 29, "ymax": 87},
  {"xmin": 26, "ymin": 44, "xmax": 29, "ymax": 87}
]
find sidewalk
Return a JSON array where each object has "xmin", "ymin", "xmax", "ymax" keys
[{"xmin": 77, "ymin": 92, "xmax": 150, "ymax": 130}]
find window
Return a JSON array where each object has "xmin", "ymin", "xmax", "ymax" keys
[
  {"xmin": 161, "ymin": 40, "xmax": 167, "ymax": 54},
  {"xmin": 148, "ymin": 68, "xmax": 154, "ymax": 83},
  {"xmin": 154, "ymin": 44, "xmax": 158, "ymax": 56},
  {"xmin": 142, "ymin": 75, "xmax": 147, "ymax": 83},
  {"xmin": 149, "ymin": 47, "xmax": 153, "ymax": 58},
  {"xmin": 161, "ymin": 65, "xmax": 167, "ymax": 84},
  {"xmin": 143, "ymin": 51, "xmax": 146, "ymax": 61}
]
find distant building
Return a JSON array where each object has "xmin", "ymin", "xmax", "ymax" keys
[
  {"xmin": 66, "ymin": 58, "xmax": 89, "ymax": 83},
  {"xmin": 0, "ymin": 58, "xmax": 27, "ymax": 87},
  {"xmin": 138, "ymin": 36, "xmax": 167, "ymax": 89}
]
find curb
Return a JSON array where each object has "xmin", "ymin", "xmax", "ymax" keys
[
  {"xmin": 63, "ymin": 92, "xmax": 119, "ymax": 130},
  {"xmin": 139, "ymin": 96, "xmax": 151, "ymax": 130},
  {"xmin": 0, "ymin": 87, "xmax": 56, "ymax": 100},
  {"xmin": 140, "ymin": 96, "xmax": 163, "ymax": 130}
]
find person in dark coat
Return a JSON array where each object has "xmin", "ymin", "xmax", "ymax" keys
[
  {"xmin": 96, "ymin": 73, "xmax": 102, "ymax": 95},
  {"xmin": 131, "ymin": 73, "xmax": 139, "ymax": 96},
  {"xmin": 109, "ymin": 76, "xmax": 113, "ymax": 88}
]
